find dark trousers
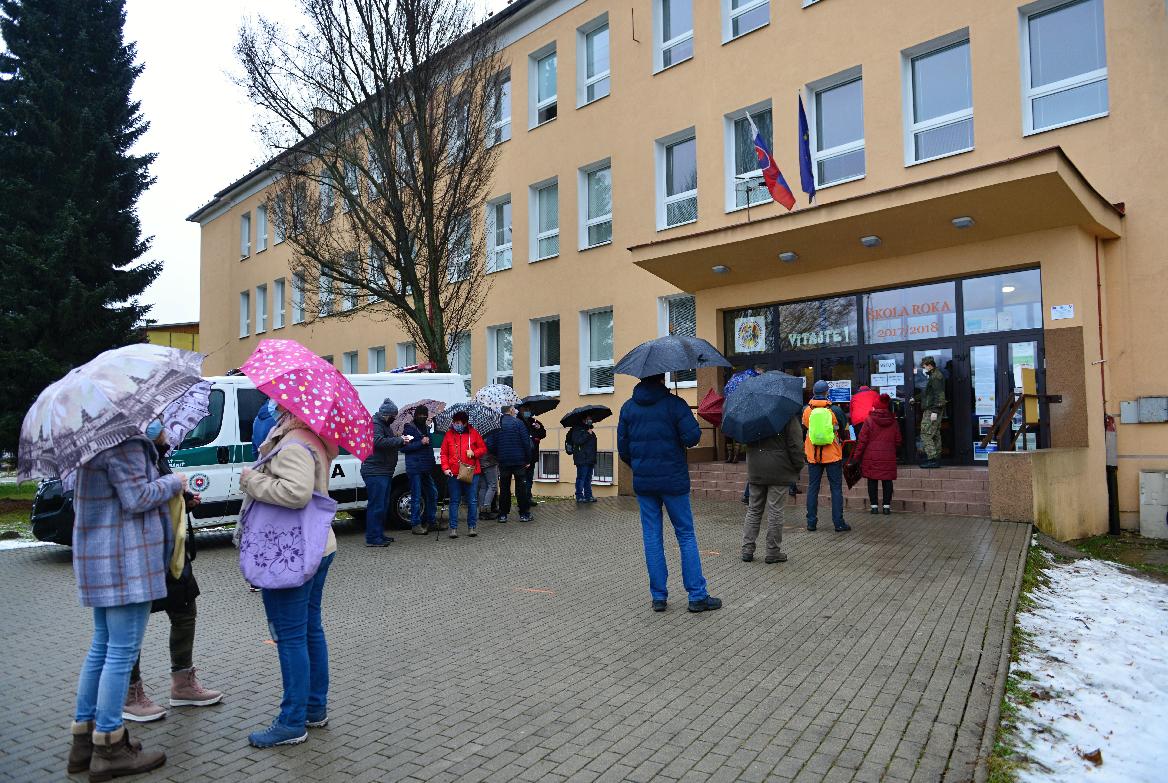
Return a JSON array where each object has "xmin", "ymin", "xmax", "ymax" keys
[
  {"xmin": 498, "ymin": 464, "xmax": 531, "ymax": 516},
  {"xmin": 130, "ymin": 600, "xmax": 198, "ymax": 682},
  {"xmin": 523, "ymin": 463, "xmax": 536, "ymax": 496},
  {"xmin": 867, "ymin": 479, "xmax": 894, "ymax": 506}
]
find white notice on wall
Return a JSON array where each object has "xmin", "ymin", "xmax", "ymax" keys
[
  {"xmin": 885, "ymin": 372, "xmax": 905, "ymax": 386},
  {"xmin": 877, "ymin": 359, "xmax": 896, "ymax": 373},
  {"xmin": 880, "ymin": 386, "xmax": 898, "ymax": 398},
  {"xmin": 870, "ymin": 373, "xmax": 889, "ymax": 387},
  {"xmin": 1050, "ymin": 304, "xmax": 1074, "ymax": 321}
]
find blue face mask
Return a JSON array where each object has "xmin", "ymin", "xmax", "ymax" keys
[
  {"xmin": 583, "ymin": 418, "xmax": 593, "ymax": 427},
  {"xmin": 145, "ymin": 420, "xmax": 164, "ymax": 441},
  {"xmin": 521, "ymin": 410, "xmax": 532, "ymax": 419},
  {"xmin": 452, "ymin": 423, "xmax": 466, "ymax": 433}
]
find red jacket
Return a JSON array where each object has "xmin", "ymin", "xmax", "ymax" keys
[
  {"xmin": 440, "ymin": 427, "xmax": 488, "ymax": 476},
  {"xmin": 850, "ymin": 389, "xmax": 880, "ymax": 426},
  {"xmin": 850, "ymin": 407, "xmax": 901, "ymax": 480}
]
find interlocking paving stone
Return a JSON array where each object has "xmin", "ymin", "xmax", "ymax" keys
[{"xmin": 0, "ymin": 497, "xmax": 1026, "ymax": 782}]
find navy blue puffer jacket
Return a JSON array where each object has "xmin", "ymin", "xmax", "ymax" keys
[
  {"xmin": 617, "ymin": 380, "xmax": 702, "ymax": 496},
  {"xmin": 492, "ymin": 414, "xmax": 534, "ymax": 467},
  {"xmin": 401, "ymin": 421, "xmax": 437, "ymax": 474}
]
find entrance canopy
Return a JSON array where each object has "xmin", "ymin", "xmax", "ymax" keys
[{"xmin": 628, "ymin": 147, "xmax": 1122, "ymax": 292}]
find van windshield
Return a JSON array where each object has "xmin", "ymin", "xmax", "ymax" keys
[{"xmin": 179, "ymin": 389, "xmax": 225, "ymax": 449}]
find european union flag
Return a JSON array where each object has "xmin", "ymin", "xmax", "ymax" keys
[{"xmin": 798, "ymin": 95, "xmax": 815, "ymax": 204}]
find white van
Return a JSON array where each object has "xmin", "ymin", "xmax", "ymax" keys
[{"xmin": 168, "ymin": 372, "xmax": 467, "ymax": 529}]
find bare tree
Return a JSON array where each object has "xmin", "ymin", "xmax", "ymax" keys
[{"xmin": 236, "ymin": 0, "xmax": 505, "ymax": 371}]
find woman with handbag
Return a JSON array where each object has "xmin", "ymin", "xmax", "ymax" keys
[
  {"xmin": 439, "ymin": 410, "xmax": 487, "ymax": 539},
  {"xmin": 238, "ymin": 406, "xmax": 339, "ymax": 748}
]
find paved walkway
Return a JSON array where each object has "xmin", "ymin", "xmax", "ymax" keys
[{"xmin": 0, "ymin": 498, "xmax": 1027, "ymax": 783}]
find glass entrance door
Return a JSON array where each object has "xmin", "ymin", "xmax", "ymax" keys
[
  {"xmin": 866, "ymin": 352, "xmax": 910, "ymax": 461},
  {"xmin": 911, "ymin": 348, "xmax": 956, "ymax": 464},
  {"xmin": 969, "ymin": 344, "xmax": 999, "ymax": 461}
]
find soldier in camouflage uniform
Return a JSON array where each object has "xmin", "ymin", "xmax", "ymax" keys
[{"xmin": 919, "ymin": 356, "xmax": 946, "ymax": 468}]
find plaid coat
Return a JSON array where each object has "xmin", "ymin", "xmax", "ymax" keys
[{"xmin": 73, "ymin": 436, "xmax": 180, "ymax": 608}]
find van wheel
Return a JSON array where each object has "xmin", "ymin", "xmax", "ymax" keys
[{"xmin": 389, "ymin": 482, "xmax": 412, "ymax": 529}]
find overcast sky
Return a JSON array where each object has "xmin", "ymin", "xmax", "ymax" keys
[{"xmin": 124, "ymin": 0, "xmax": 511, "ymax": 325}]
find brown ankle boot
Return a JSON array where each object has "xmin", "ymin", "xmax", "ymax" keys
[
  {"xmin": 67, "ymin": 720, "xmax": 93, "ymax": 774},
  {"xmin": 89, "ymin": 726, "xmax": 164, "ymax": 782}
]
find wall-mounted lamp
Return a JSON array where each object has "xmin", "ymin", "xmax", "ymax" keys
[
  {"xmin": 951, "ymin": 216, "xmax": 975, "ymax": 229},
  {"xmin": 712, "ymin": 265, "xmax": 730, "ymax": 274},
  {"xmin": 860, "ymin": 235, "xmax": 881, "ymax": 248},
  {"xmin": 778, "ymin": 251, "xmax": 799, "ymax": 263}
]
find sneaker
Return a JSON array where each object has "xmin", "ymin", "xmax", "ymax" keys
[
  {"xmin": 764, "ymin": 553, "xmax": 788, "ymax": 564},
  {"xmin": 586, "ymin": 497, "xmax": 597, "ymax": 503},
  {"xmin": 468, "ymin": 528, "xmax": 478, "ymax": 537},
  {"xmin": 688, "ymin": 596, "xmax": 723, "ymax": 613},
  {"xmin": 518, "ymin": 514, "xmax": 532, "ymax": 523},
  {"xmin": 248, "ymin": 584, "xmax": 261, "ymax": 593},
  {"xmin": 789, "ymin": 485, "xmax": 799, "ymax": 497},
  {"xmin": 448, "ymin": 530, "xmax": 458, "ymax": 539},
  {"xmin": 651, "ymin": 600, "xmax": 667, "ymax": 612},
  {"xmin": 870, "ymin": 505, "xmax": 879, "ymax": 515},
  {"xmin": 123, "ymin": 680, "xmax": 167, "ymax": 723},
  {"xmin": 410, "ymin": 525, "xmax": 428, "ymax": 536},
  {"xmin": 835, "ymin": 522, "xmax": 852, "ymax": 532},
  {"xmin": 248, "ymin": 721, "xmax": 308, "ymax": 748},
  {"xmin": 883, "ymin": 506, "xmax": 892, "ymax": 515},
  {"xmin": 496, "ymin": 515, "xmax": 508, "ymax": 523},
  {"xmin": 806, "ymin": 523, "xmax": 817, "ymax": 531},
  {"xmin": 365, "ymin": 540, "xmax": 391, "ymax": 547},
  {"xmin": 741, "ymin": 552, "xmax": 754, "ymax": 562},
  {"xmin": 575, "ymin": 497, "xmax": 585, "ymax": 503},
  {"xmin": 306, "ymin": 712, "xmax": 329, "ymax": 728},
  {"xmin": 169, "ymin": 668, "xmax": 223, "ymax": 707}
]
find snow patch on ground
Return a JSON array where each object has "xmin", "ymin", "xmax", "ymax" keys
[
  {"xmin": 0, "ymin": 539, "xmax": 52, "ymax": 551},
  {"xmin": 1012, "ymin": 551, "xmax": 1168, "ymax": 782}
]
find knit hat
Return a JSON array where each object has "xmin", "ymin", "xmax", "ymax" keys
[
  {"xmin": 812, "ymin": 380, "xmax": 830, "ymax": 396},
  {"xmin": 878, "ymin": 393, "xmax": 891, "ymax": 409}
]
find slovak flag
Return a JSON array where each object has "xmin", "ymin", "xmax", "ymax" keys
[{"xmin": 746, "ymin": 111, "xmax": 796, "ymax": 211}]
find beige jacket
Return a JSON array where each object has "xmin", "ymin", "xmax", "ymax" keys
[{"xmin": 240, "ymin": 414, "xmax": 339, "ymax": 556}]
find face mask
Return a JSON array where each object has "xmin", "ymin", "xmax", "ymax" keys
[
  {"xmin": 452, "ymin": 423, "xmax": 465, "ymax": 433},
  {"xmin": 145, "ymin": 420, "xmax": 164, "ymax": 441},
  {"xmin": 583, "ymin": 418, "xmax": 593, "ymax": 427},
  {"xmin": 414, "ymin": 416, "xmax": 427, "ymax": 428},
  {"xmin": 521, "ymin": 411, "xmax": 532, "ymax": 419}
]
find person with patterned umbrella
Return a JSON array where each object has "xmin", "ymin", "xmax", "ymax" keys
[
  {"xmin": 473, "ymin": 383, "xmax": 521, "ymax": 411},
  {"xmin": 390, "ymin": 399, "xmax": 446, "ymax": 436},
  {"xmin": 434, "ymin": 401, "xmax": 502, "ymax": 436}
]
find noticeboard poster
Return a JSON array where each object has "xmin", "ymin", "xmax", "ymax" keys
[{"xmin": 733, "ymin": 316, "xmax": 767, "ymax": 354}]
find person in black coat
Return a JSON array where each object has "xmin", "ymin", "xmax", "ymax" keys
[
  {"xmin": 566, "ymin": 419, "xmax": 598, "ymax": 503},
  {"xmin": 493, "ymin": 405, "xmax": 534, "ymax": 523}
]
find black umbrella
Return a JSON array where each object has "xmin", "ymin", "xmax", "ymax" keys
[
  {"xmin": 613, "ymin": 335, "xmax": 731, "ymax": 379},
  {"xmin": 722, "ymin": 372, "xmax": 805, "ymax": 444},
  {"xmin": 560, "ymin": 404, "xmax": 612, "ymax": 428},
  {"xmin": 520, "ymin": 394, "xmax": 560, "ymax": 416}
]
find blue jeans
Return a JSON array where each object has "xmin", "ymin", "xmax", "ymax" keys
[
  {"xmin": 575, "ymin": 464, "xmax": 595, "ymax": 500},
  {"xmin": 363, "ymin": 473, "xmax": 391, "ymax": 544},
  {"xmin": 75, "ymin": 601, "xmax": 152, "ymax": 732},
  {"xmin": 260, "ymin": 552, "xmax": 334, "ymax": 730},
  {"xmin": 409, "ymin": 472, "xmax": 436, "ymax": 527},
  {"xmin": 448, "ymin": 474, "xmax": 479, "ymax": 530},
  {"xmin": 806, "ymin": 461, "xmax": 845, "ymax": 528},
  {"xmin": 636, "ymin": 494, "xmax": 708, "ymax": 603}
]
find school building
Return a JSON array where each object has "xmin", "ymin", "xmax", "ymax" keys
[{"xmin": 190, "ymin": 0, "xmax": 1168, "ymax": 539}]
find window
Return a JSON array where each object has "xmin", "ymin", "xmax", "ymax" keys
[
  {"xmin": 292, "ymin": 273, "xmax": 305, "ymax": 324},
  {"xmin": 255, "ymin": 283, "xmax": 267, "ymax": 334},
  {"xmin": 319, "ymin": 172, "xmax": 335, "ymax": 222},
  {"xmin": 368, "ymin": 346, "xmax": 387, "ymax": 373},
  {"xmin": 236, "ymin": 388, "xmax": 267, "ymax": 447},
  {"xmin": 180, "ymin": 389, "xmax": 224, "ymax": 449},
  {"xmin": 723, "ymin": 0, "xmax": 769, "ymax": 42},
  {"xmin": 578, "ymin": 16, "xmax": 610, "ymax": 106},
  {"xmin": 657, "ymin": 130, "xmax": 697, "ymax": 229},
  {"xmin": 810, "ymin": 70, "xmax": 865, "ymax": 186},
  {"xmin": 487, "ymin": 324, "xmax": 513, "ymax": 387},
  {"xmin": 342, "ymin": 161, "xmax": 358, "ymax": 211},
  {"xmin": 273, "ymin": 278, "xmax": 286, "ymax": 329},
  {"xmin": 239, "ymin": 212, "xmax": 251, "ymax": 259},
  {"xmin": 724, "ymin": 306, "xmax": 776, "ymax": 357},
  {"xmin": 726, "ymin": 105, "xmax": 773, "ymax": 210},
  {"xmin": 489, "ymin": 70, "xmax": 512, "ymax": 145},
  {"xmin": 368, "ymin": 245, "xmax": 386, "ymax": 303},
  {"xmin": 341, "ymin": 252, "xmax": 359, "ymax": 311},
  {"xmin": 577, "ymin": 161, "xmax": 612, "ymax": 249},
  {"xmin": 962, "ymin": 269, "xmax": 1043, "ymax": 334},
  {"xmin": 319, "ymin": 273, "xmax": 333, "ymax": 317},
  {"xmin": 536, "ymin": 450, "xmax": 560, "ymax": 481},
  {"xmin": 904, "ymin": 35, "xmax": 973, "ymax": 164},
  {"xmin": 342, "ymin": 351, "xmax": 358, "ymax": 374},
  {"xmin": 655, "ymin": 0, "xmax": 693, "ymax": 72},
  {"xmin": 256, "ymin": 205, "xmax": 268, "ymax": 252},
  {"xmin": 659, "ymin": 294, "xmax": 697, "ymax": 385},
  {"xmin": 396, "ymin": 342, "xmax": 417, "ymax": 368},
  {"xmin": 1022, "ymin": 0, "xmax": 1108, "ymax": 134},
  {"xmin": 320, "ymin": 355, "xmax": 334, "ymax": 366},
  {"xmin": 273, "ymin": 195, "xmax": 286, "ymax": 244},
  {"xmin": 449, "ymin": 332, "xmax": 472, "ymax": 394},
  {"xmin": 532, "ymin": 317, "xmax": 561, "ymax": 394},
  {"xmin": 863, "ymin": 281, "xmax": 958, "ymax": 343},
  {"xmin": 367, "ymin": 150, "xmax": 385, "ymax": 199},
  {"xmin": 779, "ymin": 297, "xmax": 858, "ymax": 351},
  {"xmin": 530, "ymin": 180, "xmax": 559, "ymax": 261},
  {"xmin": 582, "ymin": 308, "xmax": 614, "ymax": 394},
  {"xmin": 530, "ymin": 46, "xmax": 557, "ymax": 128},
  {"xmin": 448, "ymin": 215, "xmax": 472, "ymax": 282},
  {"xmin": 594, "ymin": 452, "xmax": 614, "ymax": 484},
  {"xmin": 238, "ymin": 291, "xmax": 250, "ymax": 338},
  {"xmin": 486, "ymin": 196, "xmax": 512, "ymax": 273}
]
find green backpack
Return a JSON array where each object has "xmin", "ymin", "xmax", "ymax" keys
[{"xmin": 807, "ymin": 406, "xmax": 837, "ymax": 446}]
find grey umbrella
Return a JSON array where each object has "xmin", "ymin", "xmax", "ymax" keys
[
  {"xmin": 434, "ymin": 401, "xmax": 503, "ymax": 436},
  {"xmin": 721, "ymin": 372, "xmax": 806, "ymax": 444},
  {"xmin": 613, "ymin": 335, "xmax": 731, "ymax": 379}
]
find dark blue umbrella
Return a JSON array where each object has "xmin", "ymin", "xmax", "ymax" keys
[
  {"xmin": 560, "ymin": 404, "xmax": 611, "ymax": 428},
  {"xmin": 614, "ymin": 335, "xmax": 731, "ymax": 379},
  {"xmin": 722, "ymin": 372, "xmax": 805, "ymax": 444}
]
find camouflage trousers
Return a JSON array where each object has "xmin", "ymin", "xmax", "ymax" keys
[{"xmin": 920, "ymin": 412, "xmax": 943, "ymax": 460}]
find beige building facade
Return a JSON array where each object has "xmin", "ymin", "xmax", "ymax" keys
[{"xmin": 192, "ymin": 0, "xmax": 1168, "ymax": 530}]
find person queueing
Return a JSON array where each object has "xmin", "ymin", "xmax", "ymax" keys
[
  {"xmin": 68, "ymin": 425, "xmax": 186, "ymax": 778},
  {"xmin": 477, "ymin": 430, "xmax": 501, "ymax": 520},
  {"xmin": 803, "ymin": 380, "xmax": 851, "ymax": 533},
  {"xmin": 359, "ymin": 398, "xmax": 406, "ymax": 548},
  {"xmin": 401, "ymin": 405, "xmax": 438, "ymax": 534},
  {"xmin": 741, "ymin": 409, "xmax": 805, "ymax": 564},
  {"xmin": 567, "ymin": 417, "xmax": 598, "ymax": 503},
  {"xmin": 919, "ymin": 356, "xmax": 947, "ymax": 468},
  {"xmin": 123, "ymin": 420, "xmax": 223, "ymax": 723},
  {"xmin": 518, "ymin": 403, "xmax": 546, "ymax": 504},
  {"xmin": 618, "ymin": 374, "xmax": 721, "ymax": 614},
  {"xmin": 850, "ymin": 393, "xmax": 902, "ymax": 515},
  {"xmin": 494, "ymin": 405, "xmax": 534, "ymax": 523},
  {"xmin": 440, "ymin": 411, "xmax": 487, "ymax": 538},
  {"xmin": 251, "ymin": 398, "xmax": 278, "ymax": 456},
  {"xmin": 239, "ymin": 406, "xmax": 338, "ymax": 748}
]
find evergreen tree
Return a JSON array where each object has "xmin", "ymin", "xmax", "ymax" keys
[{"xmin": 0, "ymin": 0, "xmax": 159, "ymax": 452}]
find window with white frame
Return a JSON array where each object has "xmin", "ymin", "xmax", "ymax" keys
[
  {"xmin": 341, "ymin": 252, "xmax": 359, "ymax": 311},
  {"xmin": 594, "ymin": 452, "xmax": 614, "ymax": 484},
  {"xmin": 723, "ymin": 0, "xmax": 769, "ymax": 42},
  {"xmin": 532, "ymin": 317, "xmax": 561, "ymax": 394},
  {"xmin": 291, "ymin": 273, "xmax": 305, "ymax": 324},
  {"xmin": 368, "ymin": 245, "xmax": 386, "ymax": 303},
  {"xmin": 396, "ymin": 342, "xmax": 416, "ymax": 367},
  {"xmin": 319, "ymin": 172, "xmax": 335, "ymax": 222},
  {"xmin": 448, "ymin": 214, "xmax": 472, "ymax": 283},
  {"xmin": 726, "ymin": 105, "xmax": 773, "ymax": 210},
  {"xmin": 239, "ymin": 291, "xmax": 250, "ymax": 338},
  {"xmin": 240, "ymin": 212, "xmax": 251, "ymax": 259},
  {"xmin": 659, "ymin": 294, "xmax": 697, "ymax": 385},
  {"xmin": 530, "ymin": 180, "xmax": 559, "ymax": 261},
  {"xmin": 657, "ymin": 130, "xmax": 698, "ymax": 229},
  {"xmin": 810, "ymin": 70, "xmax": 865, "ymax": 187},
  {"xmin": 1022, "ymin": 0, "xmax": 1108, "ymax": 134},
  {"xmin": 486, "ymin": 196, "xmax": 512, "ymax": 272},
  {"xmin": 487, "ymin": 324, "xmax": 513, "ymax": 387},
  {"xmin": 904, "ymin": 34, "xmax": 973, "ymax": 164},
  {"xmin": 342, "ymin": 351, "xmax": 358, "ymax": 374},
  {"xmin": 530, "ymin": 46, "xmax": 557, "ymax": 128},
  {"xmin": 273, "ymin": 195, "xmax": 286, "ymax": 244},
  {"xmin": 489, "ymin": 70, "xmax": 512, "ymax": 145},
  {"xmin": 449, "ymin": 332, "xmax": 472, "ymax": 394},
  {"xmin": 582, "ymin": 308, "xmax": 614, "ymax": 394},
  {"xmin": 319, "ymin": 273, "xmax": 333, "ymax": 317},
  {"xmin": 255, "ymin": 205, "xmax": 268, "ymax": 252},
  {"xmin": 273, "ymin": 278, "xmax": 286, "ymax": 329},
  {"xmin": 655, "ymin": 0, "xmax": 693, "ymax": 72},
  {"xmin": 580, "ymin": 161, "xmax": 612, "ymax": 248},
  {"xmin": 536, "ymin": 450, "xmax": 560, "ymax": 481},
  {"xmin": 342, "ymin": 161, "xmax": 358, "ymax": 211},
  {"xmin": 577, "ymin": 16, "xmax": 610, "ymax": 106},
  {"xmin": 255, "ymin": 283, "xmax": 267, "ymax": 334},
  {"xmin": 367, "ymin": 149, "xmax": 384, "ymax": 199},
  {"xmin": 368, "ymin": 346, "xmax": 387, "ymax": 373}
]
